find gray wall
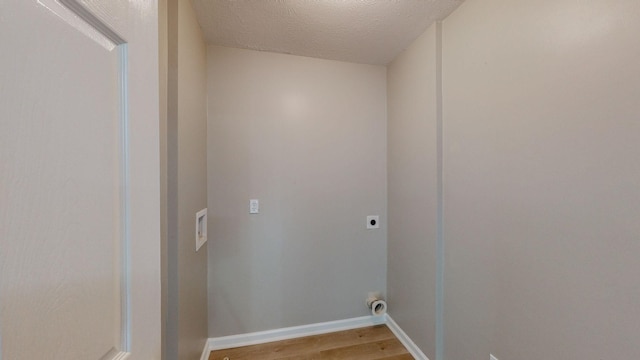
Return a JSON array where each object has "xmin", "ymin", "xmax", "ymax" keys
[
  {"xmin": 165, "ymin": 0, "xmax": 209, "ymax": 359},
  {"xmin": 443, "ymin": 0, "xmax": 640, "ymax": 358},
  {"xmin": 386, "ymin": 25, "xmax": 439, "ymax": 360},
  {"xmin": 206, "ymin": 46, "xmax": 388, "ymax": 337},
  {"xmin": 388, "ymin": 0, "xmax": 640, "ymax": 358}
]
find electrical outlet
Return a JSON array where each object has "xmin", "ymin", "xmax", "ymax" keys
[{"xmin": 366, "ymin": 215, "xmax": 379, "ymax": 229}]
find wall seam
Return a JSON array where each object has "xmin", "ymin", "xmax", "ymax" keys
[
  {"xmin": 435, "ymin": 21, "xmax": 444, "ymax": 360},
  {"xmin": 166, "ymin": 0, "xmax": 179, "ymax": 358}
]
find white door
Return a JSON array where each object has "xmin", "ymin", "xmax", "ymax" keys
[{"xmin": 0, "ymin": 0, "xmax": 161, "ymax": 359}]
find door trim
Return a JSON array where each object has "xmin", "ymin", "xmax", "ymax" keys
[{"xmin": 41, "ymin": 1, "xmax": 133, "ymax": 357}]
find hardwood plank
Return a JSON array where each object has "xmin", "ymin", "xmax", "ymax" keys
[
  {"xmin": 209, "ymin": 325, "xmax": 393, "ymax": 360},
  {"xmin": 377, "ymin": 354, "xmax": 415, "ymax": 360},
  {"xmin": 271, "ymin": 352, "xmax": 414, "ymax": 360},
  {"xmin": 271, "ymin": 354, "xmax": 322, "ymax": 360},
  {"xmin": 208, "ymin": 325, "xmax": 412, "ymax": 360},
  {"xmin": 318, "ymin": 338, "xmax": 408, "ymax": 359}
]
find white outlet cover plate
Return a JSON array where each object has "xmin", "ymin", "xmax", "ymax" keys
[
  {"xmin": 366, "ymin": 215, "xmax": 380, "ymax": 229},
  {"xmin": 195, "ymin": 208, "xmax": 207, "ymax": 251},
  {"xmin": 249, "ymin": 199, "xmax": 259, "ymax": 214}
]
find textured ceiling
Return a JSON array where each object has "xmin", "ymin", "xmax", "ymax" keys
[{"xmin": 191, "ymin": 0, "xmax": 465, "ymax": 65}]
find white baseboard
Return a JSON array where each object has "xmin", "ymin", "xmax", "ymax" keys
[
  {"xmin": 109, "ymin": 352, "xmax": 130, "ymax": 360},
  {"xmin": 200, "ymin": 343, "xmax": 210, "ymax": 360},
  {"xmin": 101, "ymin": 348, "xmax": 130, "ymax": 360},
  {"xmin": 385, "ymin": 315, "xmax": 429, "ymax": 360},
  {"xmin": 200, "ymin": 315, "xmax": 386, "ymax": 360},
  {"xmin": 200, "ymin": 342, "xmax": 211, "ymax": 360},
  {"xmin": 200, "ymin": 314, "xmax": 429, "ymax": 360}
]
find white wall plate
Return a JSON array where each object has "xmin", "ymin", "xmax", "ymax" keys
[{"xmin": 196, "ymin": 208, "xmax": 208, "ymax": 251}]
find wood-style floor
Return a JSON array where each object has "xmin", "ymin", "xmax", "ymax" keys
[{"xmin": 208, "ymin": 325, "xmax": 413, "ymax": 360}]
